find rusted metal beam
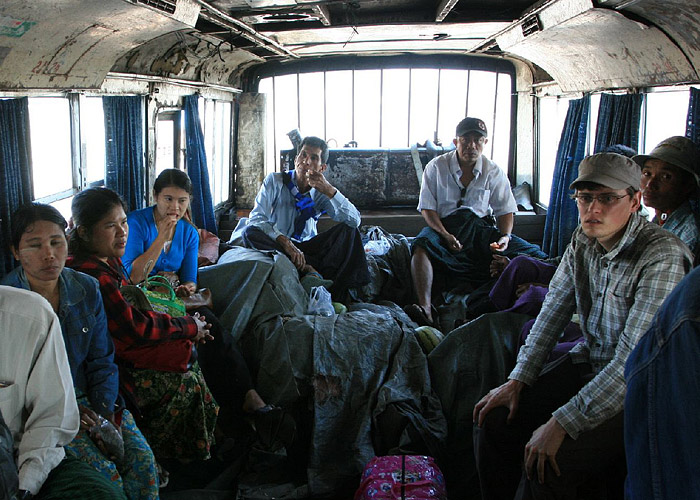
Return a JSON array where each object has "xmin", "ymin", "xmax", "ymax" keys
[
  {"xmin": 192, "ymin": 0, "xmax": 299, "ymax": 58},
  {"xmin": 436, "ymin": 0, "xmax": 459, "ymax": 22}
]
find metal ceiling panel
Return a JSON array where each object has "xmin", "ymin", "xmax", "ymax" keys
[
  {"xmin": 497, "ymin": 7, "xmax": 697, "ymax": 92},
  {"xmin": 262, "ymin": 22, "xmax": 510, "ymax": 56},
  {"xmin": 0, "ymin": 0, "xmax": 187, "ymax": 89}
]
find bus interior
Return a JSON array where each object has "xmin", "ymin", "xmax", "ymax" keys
[{"xmin": 0, "ymin": 0, "xmax": 699, "ymax": 498}]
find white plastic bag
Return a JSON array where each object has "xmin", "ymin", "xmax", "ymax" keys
[
  {"xmin": 363, "ymin": 227, "xmax": 391, "ymax": 256},
  {"xmin": 307, "ymin": 286, "xmax": 335, "ymax": 316}
]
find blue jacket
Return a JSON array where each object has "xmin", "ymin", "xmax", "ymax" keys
[{"xmin": 2, "ymin": 267, "xmax": 119, "ymax": 416}]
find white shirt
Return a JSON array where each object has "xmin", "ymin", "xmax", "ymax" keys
[
  {"xmin": 246, "ymin": 171, "xmax": 361, "ymax": 241},
  {"xmin": 417, "ymin": 150, "xmax": 517, "ymax": 218},
  {"xmin": 0, "ymin": 286, "xmax": 79, "ymax": 494}
]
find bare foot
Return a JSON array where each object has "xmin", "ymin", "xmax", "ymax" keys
[{"xmin": 242, "ymin": 389, "xmax": 266, "ymax": 414}]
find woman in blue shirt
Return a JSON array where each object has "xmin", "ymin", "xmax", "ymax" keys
[
  {"xmin": 2, "ymin": 203, "xmax": 159, "ymax": 499},
  {"xmin": 123, "ymin": 169, "xmax": 292, "ymax": 445}
]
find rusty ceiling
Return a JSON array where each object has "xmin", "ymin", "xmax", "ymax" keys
[{"xmin": 0, "ymin": 0, "xmax": 698, "ymax": 92}]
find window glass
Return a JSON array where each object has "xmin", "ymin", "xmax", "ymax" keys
[
  {"xmin": 259, "ymin": 65, "xmax": 512, "ymax": 170},
  {"xmin": 28, "ymin": 97, "xmax": 72, "ymax": 199},
  {"xmin": 80, "ymin": 96, "xmax": 105, "ymax": 184},
  {"xmin": 437, "ymin": 69, "xmax": 469, "ymax": 145},
  {"xmin": 299, "ymin": 72, "xmax": 325, "ymax": 140},
  {"xmin": 466, "ymin": 70, "xmax": 498, "ymax": 138},
  {"xmin": 491, "ymin": 73, "xmax": 512, "ymax": 169},
  {"xmin": 537, "ymin": 96, "xmax": 572, "ymax": 206},
  {"xmin": 325, "ymin": 70, "xmax": 353, "ymax": 147},
  {"xmin": 50, "ymin": 196, "xmax": 73, "ymax": 222},
  {"xmin": 258, "ymin": 78, "xmax": 276, "ymax": 175},
  {"xmin": 273, "ymin": 73, "xmax": 299, "ymax": 155},
  {"xmin": 409, "ymin": 69, "xmax": 439, "ymax": 145},
  {"xmin": 155, "ymin": 116, "xmax": 176, "ymax": 176},
  {"xmin": 644, "ymin": 87, "xmax": 690, "ymax": 153},
  {"xmin": 202, "ymin": 99, "xmax": 231, "ymax": 205},
  {"xmin": 354, "ymin": 70, "xmax": 381, "ymax": 148},
  {"xmin": 381, "ymin": 68, "xmax": 410, "ymax": 147}
]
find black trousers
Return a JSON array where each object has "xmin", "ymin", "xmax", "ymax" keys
[
  {"xmin": 473, "ymin": 355, "xmax": 625, "ymax": 500},
  {"xmin": 193, "ymin": 306, "xmax": 255, "ymax": 434},
  {"xmin": 241, "ymin": 223, "xmax": 370, "ymax": 295}
]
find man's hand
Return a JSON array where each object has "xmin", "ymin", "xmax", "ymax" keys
[
  {"xmin": 490, "ymin": 235, "xmax": 510, "ymax": 252},
  {"xmin": 524, "ymin": 417, "xmax": 568, "ymax": 484},
  {"xmin": 490, "ymin": 254, "xmax": 510, "ymax": 277},
  {"xmin": 277, "ymin": 235, "xmax": 306, "ymax": 270},
  {"xmin": 473, "ymin": 379, "xmax": 524, "ymax": 426},
  {"xmin": 442, "ymin": 232, "xmax": 463, "ymax": 253},
  {"xmin": 307, "ymin": 170, "xmax": 337, "ymax": 198}
]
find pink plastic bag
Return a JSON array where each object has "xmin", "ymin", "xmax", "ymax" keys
[{"xmin": 354, "ymin": 455, "xmax": 447, "ymax": 500}]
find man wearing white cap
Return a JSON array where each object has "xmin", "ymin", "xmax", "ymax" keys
[
  {"xmin": 472, "ymin": 152, "xmax": 692, "ymax": 499},
  {"xmin": 633, "ymin": 135, "xmax": 700, "ymax": 259}
]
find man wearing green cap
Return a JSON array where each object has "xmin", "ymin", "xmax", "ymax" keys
[
  {"xmin": 633, "ymin": 135, "xmax": 700, "ymax": 259},
  {"xmin": 472, "ymin": 152, "xmax": 692, "ymax": 499}
]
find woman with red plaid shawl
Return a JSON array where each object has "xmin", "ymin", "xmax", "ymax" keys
[{"xmin": 66, "ymin": 187, "xmax": 219, "ymax": 463}]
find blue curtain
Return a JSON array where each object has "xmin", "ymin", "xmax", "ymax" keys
[
  {"xmin": 0, "ymin": 98, "xmax": 33, "ymax": 277},
  {"xmin": 686, "ymin": 87, "xmax": 700, "ymax": 144},
  {"xmin": 543, "ymin": 95, "xmax": 590, "ymax": 257},
  {"xmin": 103, "ymin": 96, "xmax": 145, "ymax": 211},
  {"xmin": 593, "ymin": 93, "xmax": 643, "ymax": 153},
  {"xmin": 183, "ymin": 95, "xmax": 217, "ymax": 234}
]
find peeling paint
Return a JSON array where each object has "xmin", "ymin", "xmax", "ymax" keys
[{"xmin": 0, "ymin": 15, "xmax": 35, "ymax": 38}]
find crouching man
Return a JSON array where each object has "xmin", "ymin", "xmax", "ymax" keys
[
  {"xmin": 236, "ymin": 136, "xmax": 369, "ymax": 297},
  {"xmin": 472, "ymin": 153, "xmax": 692, "ymax": 499}
]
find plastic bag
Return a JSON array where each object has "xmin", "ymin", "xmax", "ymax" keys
[
  {"xmin": 89, "ymin": 414, "xmax": 125, "ymax": 469},
  {"xmin": 363, "ymin": 227, "xmax": 391, "ymax": 256},
  {"xmin": 307, "ymin": 286, "xmax": 335, "ymax": 316}
]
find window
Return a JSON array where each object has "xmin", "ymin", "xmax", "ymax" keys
[
  {"xmin": 643, "ymin": 86, "xmax": 694, "ymax": 154},
  {"xmin": 27, "ymin": 95, "xmax": 106, "ymax": 220},
  {"xmin": 536, "ymin": 95, "xmax": 573, "ymax": 206},
  {"xmin": 155, "ymin": 110, "xmax": 183, "ymax": 175},
  {"xmin": 260, "ymin": 65, "xmax": 513, "ymax": 173},
  {"xmin": 199, "ymin": 98, "xmax": 232, "ymax": 206}
]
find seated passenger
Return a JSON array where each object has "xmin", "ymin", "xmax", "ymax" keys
[
  {"xmin": 624, "ymin": 265, "xmax": 700, "ymax": 500},
  {"xmin": 236, "ymin": 135, "xmax": 370, "ymax": 297},
  {"xmin": 407, "ymin": 116, "xmax": 545, "ymax": 327},
  {"xmin": 473, "ymin": 152, "xmax": 692, "ymax": 499},
  {"xmin": 122, "ymin": 169, "xmax": 286, "ymax": 438},
  {"xmin": 633, "ymin": 135, "xmax": 700, "ymax": 258},
  {"xmin": 0, "ymin": 286, "xmax": 126, "ymax": 500},
  {"xmin": 2, "ymin": 203, "xmax": 159, "ymax": 499},
  {"xmin": 66, "ymin": 188, "xmax": 219, "ymax": 463}
]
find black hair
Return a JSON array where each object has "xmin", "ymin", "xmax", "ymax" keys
[
  {"xmin": 69, "ymin": 188, "xmax": 127, "ymax": 256},
  {"xmin": 299, "ymin": 136, "xmax": 329, "ymax": 164},
  {"xmin": 10, "ymin": 203, "xmax": 67, "ymax": 250},
  {"xmin": 153, "ymin": 168, "xmax": 193, "ymax": 196},
  {"xmin": 602, "ymin": 144, "xmax": 637, "ymax": 158}
]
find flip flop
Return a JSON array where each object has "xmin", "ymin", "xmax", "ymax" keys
[
  {"xmin": 253, "ymin": 405, "xmax": 297, "ymax": 451},
  {"xmin": 404, "ymin": 304, "xmax": 437, "ymax": 327}
]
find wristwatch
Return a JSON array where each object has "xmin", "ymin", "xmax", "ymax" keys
[{"xmin": 18, "ymin": 490, "xmax": 34, "ymax": 500}]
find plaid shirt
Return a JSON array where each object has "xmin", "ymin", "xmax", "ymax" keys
[
  {"xmin": 510, "ymin": 213, "xmax": 692, "ymax": 438},
  {"xmin": 67, "ymin": 255, "xmax": 198, "ymax": 370},
  {"xmin": 654, "ymin": 200, "xmax": 700, "ymax": 258}
]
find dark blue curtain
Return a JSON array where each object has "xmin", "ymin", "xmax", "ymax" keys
[
  {"xmin": 0, "ymin": 98, "xmax": 33, "ymax": 277},
  {"xmin": 686, "ymin": 87, "xmax": 700, "ymax": 144},
  {"xmin": 593, "ymin": 93, "xmax": 643, "ymax": 153},
  {"xmin": 103, "ymin": 96, "xmax": 145, "ymax": 211},
  {"xmin": 183, "ymin": 95, "xmax": 217, "ymax": 234},
  {"xmin": 543, "ymin": 95, "xmax": 590, "ymax": 257}
]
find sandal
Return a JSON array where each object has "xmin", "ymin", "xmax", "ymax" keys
[
  {"xmin": 253, "ymin": 405, "xmax": 297, "ymax": 451},
  {"xmin": 404, "ymin": 304, "xmax": 438, "ymax": 327}
]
